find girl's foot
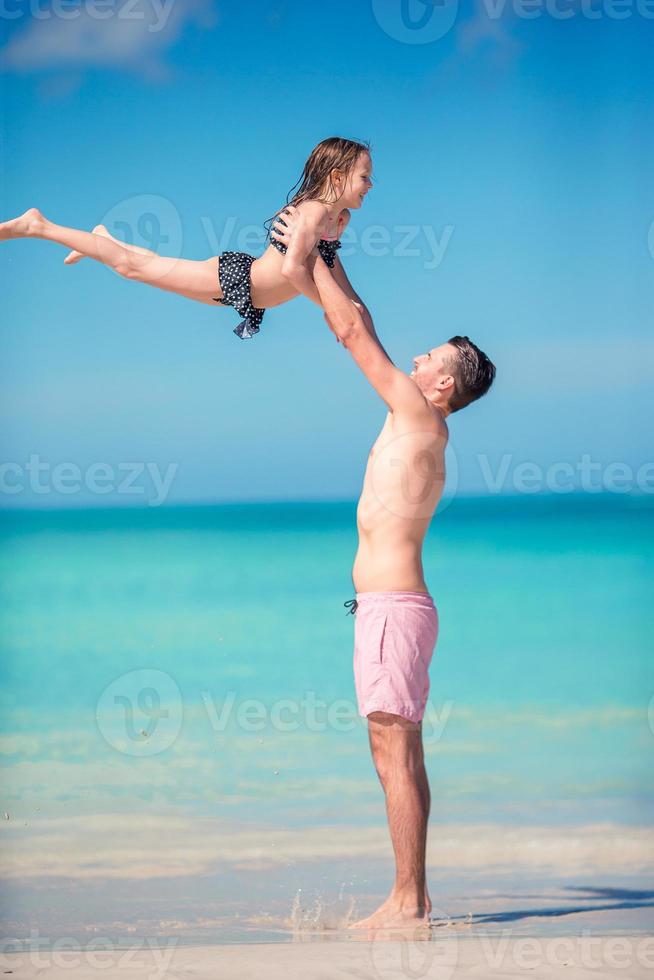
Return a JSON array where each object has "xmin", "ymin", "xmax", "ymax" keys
[
  {"xmin": 64, "ymin": 223, "xmax": 108, "ymax": 265},
  {"xmin": 0, "ymin": 207, "xmax": 45, "ymax": 241}
]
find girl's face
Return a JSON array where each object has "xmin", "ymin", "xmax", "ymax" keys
[{"xmin": 336, "ymin": 152, "xmax": 373, "ymax": 209}]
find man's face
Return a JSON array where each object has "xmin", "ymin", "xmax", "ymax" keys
[{"xmin": 410, "ymin": 343, "xmax": 456, "ymax": 399}]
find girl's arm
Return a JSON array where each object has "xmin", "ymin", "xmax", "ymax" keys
[{"xmin": 279, "ymin": 201, "xmax": 329, "ymax": 307}]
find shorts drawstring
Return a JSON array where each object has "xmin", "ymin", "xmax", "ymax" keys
[{"xmin": 344, "ymin": 598, "xmax": 358, "ymax": 615}]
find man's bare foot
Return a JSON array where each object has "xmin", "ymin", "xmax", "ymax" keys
[
  {"xmin": 64, "ymin": 223, "xmax": 108, "ymax": 265},
  {"xmin": 349, "ymin": 895, "xmax": 430, "ymax": 931},
  {"xmin": 0, "ymin": 207, "xmax": 45, "ymax": 241}
]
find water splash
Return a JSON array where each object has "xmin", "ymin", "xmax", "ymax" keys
[{"xmin": 289, "ymin": 888, "xmax": 358, "ymax": 935}]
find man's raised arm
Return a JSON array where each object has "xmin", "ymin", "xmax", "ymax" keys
[
  {"xmin": 313, "ymin": 256, "xmax": 386, "ymax": 349},
  {"xmin": 313, "ymin": 258, "xmax": 428, "ymax": 416}
]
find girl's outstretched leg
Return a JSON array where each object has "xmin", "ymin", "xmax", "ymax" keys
[
  {"xmin": 0, "ymin": 208, "xmax": 221, "ymax": 305},
  {"xmin": 64, "ymin": 224, "xmax": 156, "ymax": 266}
]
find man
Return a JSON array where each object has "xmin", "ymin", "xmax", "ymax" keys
[{"xmin": 274, "ymin": 213, "xmax": 496, "ymax": 930}]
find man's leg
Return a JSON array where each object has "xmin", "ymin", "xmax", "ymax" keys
[{"xmin": 351, "ymin": 710, "xmax": 431, "ymax": 928}]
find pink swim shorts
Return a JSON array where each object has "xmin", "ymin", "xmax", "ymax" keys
[{"xmin": 352, "ymin": 591, "xmax": 439, "ymax": 725}]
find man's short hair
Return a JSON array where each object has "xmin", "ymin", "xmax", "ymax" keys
[{"xmin": 445, "ymin": 336, "xmax": 496, "ymax": 413}]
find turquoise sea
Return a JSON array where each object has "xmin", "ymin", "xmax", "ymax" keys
[{"xmin": 0, "ymin": 496, "xmax": 652, "ymax": 946}]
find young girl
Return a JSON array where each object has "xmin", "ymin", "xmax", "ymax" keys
[{"xmin": 0, "ymin": 137, "xmax": 373, "ymax": 340}]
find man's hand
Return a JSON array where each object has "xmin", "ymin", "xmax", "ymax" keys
[
  {"xmin": 270, "ymin": 201, "xmax": 328, "ymax": 308},
  {"xmin": 271, "ymin": 205, "xmax": 299, "ymax": 245}
]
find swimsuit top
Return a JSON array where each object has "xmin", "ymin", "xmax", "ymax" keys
[{"xmin": 269, "ymin": 213, "xmax": 341, "ymax": 269}]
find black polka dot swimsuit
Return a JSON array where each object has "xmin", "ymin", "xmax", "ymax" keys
[
  {"xmin": 213, "ymin": 213, "xmax": 342, "ymax": 339},
  {"xmin": 213, "ymin": 252, "xmax": 263, "ymax": 340}
]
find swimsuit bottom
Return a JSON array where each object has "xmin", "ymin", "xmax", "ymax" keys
[
  {"xmin": 214, "ymin": 251, "xmax": 264, "ymax": 340},
  {"xmin": 215, "ymin": 230, "xmax": 341, "ymax": 340},
  {"xmin": 348, "ymin": 591, "xmax": 439, "ymax": 725}
]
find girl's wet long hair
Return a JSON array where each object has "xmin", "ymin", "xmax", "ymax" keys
[
  {"xmin": 287, "ymin": 136, "xmax": 371, "ymax": 208},
  {"xmin": 265, "ymin": 136, "xmax": 370, "ymax": 238}
]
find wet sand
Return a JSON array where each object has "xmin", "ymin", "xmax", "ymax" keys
[{"xmin": 3, "ymin": 929, "xmax": 654, "ymax": 979}]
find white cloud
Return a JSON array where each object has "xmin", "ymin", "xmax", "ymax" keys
[
  {"xmin": 0, "ymin": 0, "xmax": 218, "ymax": 80},
  {"xmin": 458, "ymin": 0, "xmax": 518, "ymax": 55}
]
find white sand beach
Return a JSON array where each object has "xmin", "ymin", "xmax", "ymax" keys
[{"xmin": 4, "ymin": 931, "xmax": 654, "ymax": 979}]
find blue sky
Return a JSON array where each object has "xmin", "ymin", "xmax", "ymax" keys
[{"xmin": 1, "ymin": 0, "xmax": 652, "ymax": 506}]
